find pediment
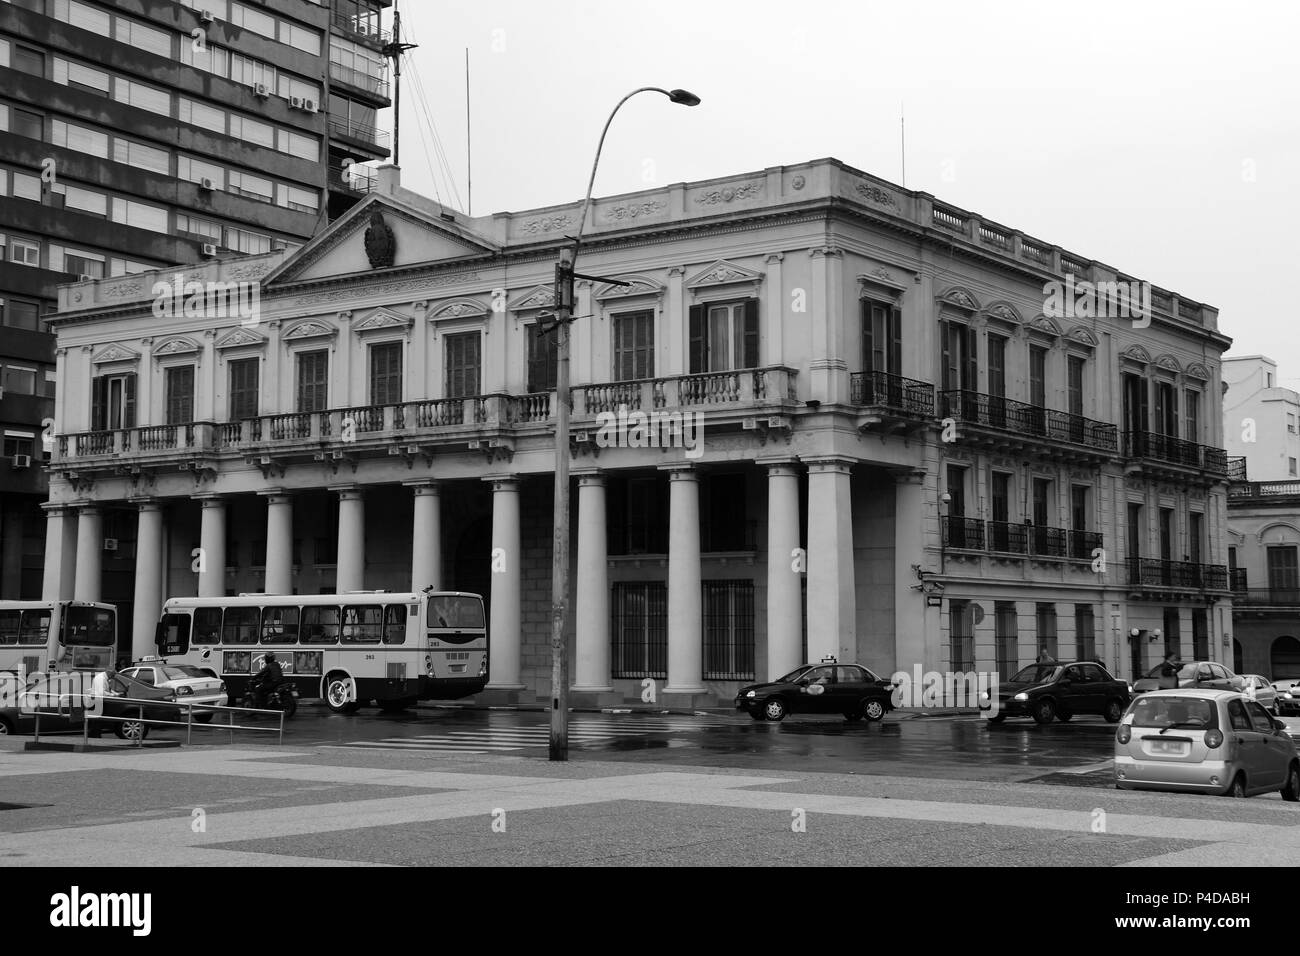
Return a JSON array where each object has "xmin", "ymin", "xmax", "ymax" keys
[
  {"xmin": 984, "ymin": 301, "xmax": 1023, "ymax": 324},
  {"xmin": 1153, "ymin": 353, "xmax": 1182, "ymax": 373},
  {"xmin": 153, "ymin": 336, "xmax": 200, "ymax": 357},
  {"xmin": 353, "ymin": 309, "xmax": 412, "ymax": 333},
  {"xmin": 508, "ymin": 285, "xmax": 557, "ymax": 312},
  {"xmin": 1066, "ymin": 325, "xmax": 1099, "ymax": 347},
  {"xmin": 1121, "ymin": 344, "xmax": 1152, "ymax": 364},
  {"xmin": 938, "ymin": 286, "xmax": 980, "ymax": 312},
  {"xmin": 283, "ymin": 320, "xmax": 337, "ymax": 341},
  {"xmin": 594, "ymin": 274, "xmax": 664, "ymax": 300},
  {"xmin": 215, "ymin": 327, "xmax": 267, "ymax": 349},
  {"xmin": 685, "ymin": 259, "xmax": 763, "ymax": 290},
  {"xmin": 1186, "ymin": 362, "xmax": 1211, "ymax": 380},
  {"xmin": 428, "ymin": 299, "xmax": 488, "ymax": 321},
  {"xmin": 91, "ymin": 343, "xmax": 140, "ymax": 364},
  {"xmin": 1027, "ymin": 314, "xmax": 1064, "ymax": 336},
  {"xmin": 264, "ymin": 196, "xmax": 499, "ymax": 286}
]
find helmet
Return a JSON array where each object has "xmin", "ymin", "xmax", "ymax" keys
[{"xmin": 264, "ymin": 652, "xmax": 276, "ymax": 662}]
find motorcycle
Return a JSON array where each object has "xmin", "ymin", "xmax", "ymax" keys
[{"xmin": 242, "ymin": 675, "xmax": 299, "ymax": 718}]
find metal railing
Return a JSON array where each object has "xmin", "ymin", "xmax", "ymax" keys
[
  {"xmin": 27, "ymin": 694, "xmax": 286, "ymax": 748},
  {"xmin": 942, "ymin": 516, "xmax": 985, "ymax": 550},
  {"xmin": 940, "ymin": 390, "xmax": 1117, "ymax": 451},
  {"xmin": 1227, "ymin": 456, "xmax": 1248, "ymax": 482},
  {"xmin": 328, "ymin": 61, "xmax": 390, "ymax": 98},
  {"xmin": 1231, "ymin": 587, "xmax": 1300, "ymax": 607},
  {"xmin": 1124, "ymin": 430, "xmax": 1228, "ymax": 473},
  {"xmin": 850, "ymin": 370, "xmax": 935, "ymax": 416},
  {"xmin": 328, "ymin": 117, "xmax": 390, "ymax": 147},
  {"xmin": 1230, "ymin": 568, "xmax": 1247, "ymax": 592},
  {"xmin": 1228, "ymin": 480, "xmax": 1300, "ymax": 499},
  {"xmin": 1126, "ymin": 558, "xmax": 1229, "ymax": 590}
]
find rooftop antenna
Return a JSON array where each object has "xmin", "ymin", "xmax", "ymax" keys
[
  {"xmin": 465, "ymin": 47, "xmax": 472, "ymax": 216},
  {"xmin": 381, "ymin": 1, "xmax": 419, "ymax": 167},
  {"xmin": 900, "ymin": 101, "xmax": 906, "ymax": 188}
]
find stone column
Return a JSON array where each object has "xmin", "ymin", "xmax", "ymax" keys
[
  {"xmin": 572, "ymin": 471, "xmax": 612, "ymax": 692},
  {"xmin": 73, "ymin": 505, "xmax": 102, "ymax": 602},
  {"xmin": 763, "ymin": 459, "xmax": 803, "ymax": 680},
  {"xmin": 664, "ymin": 465, "xmax": 705, "ymax": 695},
  {"xmin": 893, "ymin": 470, "xmax": 929, "ymax": 674},
  {"xmin": 261, "ymin": 490, "xmax": 293, "ymax": 595},
  {"xmin": 131, "ymin": 499, "xmax": 164, "ymax": 660},
  {"xmin": 197, "ymin": 496, "xmax": 227, "ymax": 598},
  {"xmin": 335, "ymin": 486, "xmax": 365, "ymax": 592},
  {"xmin": 806, "ymin": 457, "xmax": 855, "ymax": 663},
  {"xmin": 41, "ymin": 504, "xmax": 72, "ymax": 601},
  {"xmin": 485, "ymin": 477, "xmax": 523, "ymax": 689},
  {"xmin": 407, "ymin": 481, "xmax": 442, "ymax": 592}
]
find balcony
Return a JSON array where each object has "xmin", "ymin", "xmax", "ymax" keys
[
  {"xmin": 331, "ymin": 11, "xmax": 391, "ymax": 44},
  {"xmin": 942, "ymin": 516, "xmax": 985, "ymax": 550},
  {"xmin": 850, "ymin": 371, "xmax": 934, "ymax": 433},
  {"xmin": 1123, "ymin": 430, "xmax": 1228, "ymax": 478},
  {"xmin": 569, "ymin": 367, "xmax": 798, "ymax": 427},
  {"xmin": 1227, "ymin": 480, "xmax": 1300, "ymax": 501},
  {"xmin": 1232, "ymin": 587, "xmax": 1300, "ymax": 608},
  {"xmin": 328, "ymin": 118, "xmax": 390, "ymax": 150},
  {"xmin": 977, "ymin": 521, "xmax": 1102, "ymax": 561},
  {"xmin": 328, "ymin": 61, "xmax": 390, "ymax": 100},
  {"xmin": 1230, "ymin": 568, "xmax": 1247, "ymax": 593},
  {"xmin": 1126, "ymin": 558, "xmax": 1229, "ymax": 592},
  {"xmin": 940, "ymin": 390, "xmax": 1118, "ymax": 459},
  {"xmin": 1226, "ymin": 456, "xmax": 1248, "ymax": 482}
]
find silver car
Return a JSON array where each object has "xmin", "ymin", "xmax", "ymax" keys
[
  {"xmin": 1114, "ymin": 689, "xmax": 1300, "ymax": 799},
  {"xmin": 1241, "ymin": 675, "xmax": 1278, "ymax": 714}
]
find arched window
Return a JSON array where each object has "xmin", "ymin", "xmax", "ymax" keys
[{"xmin": 1270, "ymin": 636, "xmax": 1300, "ymax": 680}]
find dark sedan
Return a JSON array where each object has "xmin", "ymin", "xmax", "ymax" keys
[
  {"xmin": 736, "ymin": 663, "xmax": 895, "ymax": 722},
  {"xmin": 1131, "ymin": 660, "xmax": 1242, "ymax": 696},
  {"xmin": 989, "ymin": 661, "xmax": 1130, "ymax": 725},
  {"xmin": 0, "ymin": 671, "xmax": 178, "ymax": 741}
]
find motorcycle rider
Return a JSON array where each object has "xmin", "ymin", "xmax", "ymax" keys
[{"xmin": 249, "ymin": 651, "xmax": 283, "ymax": 708}]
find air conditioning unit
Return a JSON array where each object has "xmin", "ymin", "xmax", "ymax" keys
[
  {"xmin": 78, "ymin": 274, "xmax": 94, "ymax": 282},
  {"xmin": 253, "ymin": 83, "xmax": 270, "ymax": 98},
  {"xmin": 201, "ymin": 243, "xmax": 218, "ymax": 257},
  {"xmin": 200, "ymin": 10, "xmax": 214, "ymax": 23},
  {"xmin": 103, "ymin": 538, "xmax": 119, "ymax": 552},
  {"xmin": 289, "ymin": 95, "xmax": 304, "ymax": 109},
  {"xmin": 11, "ymin": 455, "xmax": 31, "ymax": 469},
  {"xmin": 199, "ymin": 177, "xmax": 215, "ymax": 191},
  {"xmin": 302, "ymin": 98, "xmax": 317, "ymax": 113}
]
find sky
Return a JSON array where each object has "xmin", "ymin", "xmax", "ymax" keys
[{"xmin": 390, "ymin": 0, "xmax": 1300, "ymax": 378}]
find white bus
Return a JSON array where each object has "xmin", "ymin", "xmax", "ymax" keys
[
  {"xmin": 153, "ymin": 591, "xmax": 487, "ymax": 712},
  {"xmin": 0, "ymin": 600, "xmax": 118, "ymax": 675}
]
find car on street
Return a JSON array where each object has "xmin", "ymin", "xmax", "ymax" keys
[
  {"xmin": 1239, "ymin": 675, "xmax": 1278, "ymax": 714},
  {"xmin": 1131, "ymin": 660, "xmax": 1242, "ymax": 695},
  {"xmin": 735, "ymin": 662, "xmax": 895, "ymax": 722},
  {"xmin": 1114, "ymin": 688, "xmax": 1300, "ymax": 798},
  {"xmin": 1273, "ymin": 679, "xmax": 1300, "ymax": 716},
  {"xmin": 121, "ymin": 658, "xmax": 227, "ymax": 722},
  {"xmin": 988, "ymin": 661, "xmax": 1130, "ymax": 725}
]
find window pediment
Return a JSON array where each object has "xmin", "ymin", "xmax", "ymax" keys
[
  {"xmin": 353, "ymin": 309, "xmax": 412, "ymax": 334},
  {"xmin": 153, "ymin": 337, "xmax": 201, "ymax": 360},
  {"xmin": 91, "ymin": 343, "xmax": 140, "ymax": 365},
  {"xmin": 685, "ymin": 259, "xmax": 762, "ymax": 294},
  {"xmin": 594, "ymin": 274, "xmax": 665, "ymax": 302},
  {"xmin": 283, "ymin": 320, "xmax": 338, "ymax": 341},
  {"xmin": 215, "ymin": 327, "xmax": 267, "ymax": 350},
  {"xmin": 429, "ymin": 299, "xmax": 489, "ymax": 322}
]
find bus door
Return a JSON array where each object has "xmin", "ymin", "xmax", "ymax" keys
[{"xmin": 156, "ymin": 612, "xmax": 191, "ymax": 657}]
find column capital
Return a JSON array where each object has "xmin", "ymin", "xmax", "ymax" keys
[
  {"xmin": 75, "ymin": 503, "xmax": 101, "ymax": 515},
  {"xmin": 658, "ymin": 463, "xmax": 696, "ymax": 479},
  {"xmin": 257, "ymin": 487, "xmax": 290, "ymax": 499},
  {"xmin": 329, "ymin": 485, "xmax": 364, "ymax": 499},
  {"xmin": 573, "ymin": 468, "xmax": 605, "ymax": 485},
  {"xmin": 482, "ymin": 475, "xmax": 520, "ymax": 491},
  {"xmin": 128, "ymin": 497, "xmax": 163, "ymax": 511},
  {"xmin": 804, "ymin": 456, "xmax": 855, "ymax": 474},
  {"xmin": 757, "ymin": 456, "xmax": 800, "ymax": 474},
  {"xmin": 194, "ymin": 494, "xmax": 226, "ymax": 507},
  {"xmin": 40, "ymin": 502, "xmax": 72, "ymax": 515},
  {"xmin": 403, "ymin": 480, "xmax": 442, "ymax": 494}
]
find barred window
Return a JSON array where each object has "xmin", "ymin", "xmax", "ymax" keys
[
  {"xmin": 995, "ymin": 601, "xmax": 1017, "ymax": 682},
  {"xmin": 702, "ymin": 580, "xmax": 754, "ymax": 681},
  {"xmin": 1074, "ymin": 604, "xmax": 1096, "ymax": 662},
  {"xmin": 949, "ymin": 600, "xmax": 974, "ymax": 671},
  {"xmin": 611, "ymin": 582, "xmax": 666, "ymax": 679},
  {"xmin": 1035, "ymin": 603, "xmax": 1058, "ymax": 660}
]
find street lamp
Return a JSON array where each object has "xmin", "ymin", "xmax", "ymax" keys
[{"xmin": 547, "ymin": 86, "xmax": 700, "ymax": 761}]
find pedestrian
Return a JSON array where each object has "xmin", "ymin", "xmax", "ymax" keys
[
  {"xmin": 1036, "ymin": 645, "xmax": 1055, "ymax": 664},
  {"xmin": 1158, "ymin": 651, "xmax": 1179, "ymax": 689}
]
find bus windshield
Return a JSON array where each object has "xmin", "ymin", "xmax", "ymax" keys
[
  {"xmin": 427, "ymin": 596, "xmax": 485, "ymax": 629},
  {"xmin": 62, "ymin": 606, "xmax": 116, "ymax": 646}
]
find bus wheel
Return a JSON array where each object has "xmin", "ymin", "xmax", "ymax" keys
[{"xmin": 324, "ymin": 673, "xmax": 359, "ymax": 715}]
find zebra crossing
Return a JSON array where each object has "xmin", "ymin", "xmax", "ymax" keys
[{"xmin": 326, "ymin": 715, "xmax": 733, "ymax": 754}]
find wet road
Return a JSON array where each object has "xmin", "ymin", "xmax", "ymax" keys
[{"xmin": 203, "ymin": 706, "xmax": 1119, "ymax": 785}]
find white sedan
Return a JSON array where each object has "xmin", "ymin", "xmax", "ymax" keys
[
  {"xmin": 122, "ymin": 660, "xmax": 227, "ymax": 722},
  {"xmin": 1241, "ymin": 675, "xmax": 1279, "ymax": 713}
]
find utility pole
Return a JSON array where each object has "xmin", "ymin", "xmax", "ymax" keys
[
  {"xmin": 381, "ymin": 5, "xmax": 418, "ymax": 167},
  {"xmin": 549, "ymin": 249, "xmax": 574, "ymax": 761}
]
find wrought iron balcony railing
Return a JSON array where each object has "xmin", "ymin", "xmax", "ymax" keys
[
  {"xmin": 850, "ymin": 371, "xmax": 935, "ymax": 416},
  {"xmin": 985, "ymin": 522, "xmax": 1098, "ymax": 559},
  {"xmin": 1232, "ymin": 587, "xmax": 1300, "ymax": 607},
  {"xmin": 942, "ymin": 516, "xmax": 985, "ymax": 550},
  {"xmin": 1126, "ymin": 558, "xmax": 1229, "ymax": 590},
  {"xmin": 939, "ymin": 390, "xmax": 1118, "ymax": 452},
  {"xmin": 1123, "ymin": 430, "xmax": 1229, "ymax": 474},
  {"xmin": 1230, "ymin": 568, "xmax": 1247, "ymax": 592},
  {"xmin": 328, "ymin": 118, "xmax": 390, "ymax": 148},
  {"xmin": 1227, "ymin": 456, "xmax": 1248, "ymax": 482}
]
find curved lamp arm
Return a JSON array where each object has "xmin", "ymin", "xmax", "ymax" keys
[{"xmin": 571, "ymin": 87, "xmax": 700, "ymax": 269}]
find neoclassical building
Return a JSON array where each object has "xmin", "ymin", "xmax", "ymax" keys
[{"xmin": 43, "ymin": 158, "xmax": 1234, "ymax": 705}]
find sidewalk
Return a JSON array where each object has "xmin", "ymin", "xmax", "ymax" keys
[{"xmin": 413, "ymin": 700, "xmax": 980, "ymax": 719}]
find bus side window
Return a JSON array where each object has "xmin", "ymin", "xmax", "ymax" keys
[
  {"xmin": 262, "ymin": 606, "xmax": 300, "ymax": 644},
  {"xmin": 301, "ymin": 606, "xmax": 339, "ymax": 645},
  {"xmin": 19, "ymin": 610, "xmax": 50, "ymax": 646},
  {"xmin": 194, "ymin": 607, "xmax": 222, "ymax": 645},
  {"xmin": 0, "ymin": 610, "xmax": 19, "ymax": 645},
  {"xmin": 383, "ymin": 605, "xmax": 407, "ymax": 645}
]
